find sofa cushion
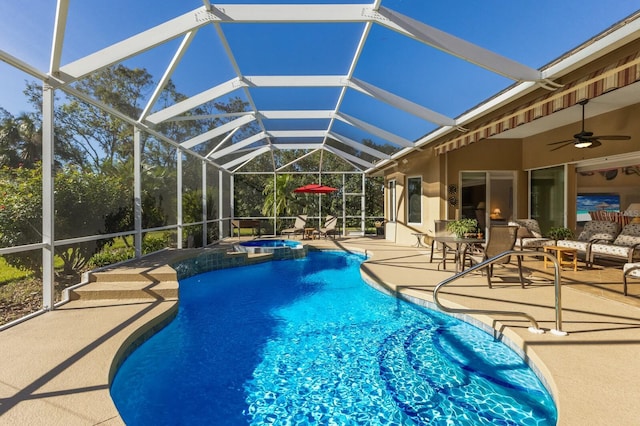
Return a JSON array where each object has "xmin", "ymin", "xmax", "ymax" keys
[
  {"xmin": 612, "ymin": 223, "xmax": 640, "ymax": 247},
  {"xmin": 590, "ymin": 232, "xmax": 617, "ymax": 242},
  {"xmin": 576, "ymin": 220, "xmax": 620, "ymax": 242},
  {"xmin": 509, "ymin": 219, "xmax": 543, "ymax": 238},
  {"xmin": 517, "ymin": 227, "xmax": 533, "ymax": 239},
  {"xmin": 591, "ymin": 243, "xmax": 640, "ymax": 260},
  {"xmin": 556, "ymin": 240, "xmax": 590, "ymax": 252}
]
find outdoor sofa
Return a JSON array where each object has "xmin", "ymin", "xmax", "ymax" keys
[
  {"xmin": 589, "ymin": 223, "xmax": 640, "ymax": 265},
  {"xmin": 555, "ymin": 220, "xmax": 621, "ymax": 267}
]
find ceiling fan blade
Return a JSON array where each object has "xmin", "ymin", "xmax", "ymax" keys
[
  {"xmin": 547, "ymin": 139, "xmax": 575, "ymax": 146},
  {"xmin": 549, "ymin": 141, "xmax": 574, "ymax": 151},
  {"xmin": 587, "ymin": 140, "xmax": 602, "ymax": 148},
  {"xmin": 591, "ymin": 135, "xmax": 631, "ymax": 140}
]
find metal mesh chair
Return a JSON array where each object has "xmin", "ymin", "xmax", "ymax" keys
[{"xmin": 465, "ymin": 225, "xmax": 524, "ymax": 288}]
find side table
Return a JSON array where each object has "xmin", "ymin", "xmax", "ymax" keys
[
  {"xmin": 304, "ymin": 227, "xmax": 317, "ymax": 240},
  {"xmin": 411, "ymin": 233, "xmax": 429, "ymax": 248},
  {"xmin": 543, "ymin": 245, "xmax": 578, "ymax": 272}
]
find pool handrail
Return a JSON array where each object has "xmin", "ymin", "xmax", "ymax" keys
[{"xmin": 433, "ymin": 250, "xmax": 567, "ymax": 336}]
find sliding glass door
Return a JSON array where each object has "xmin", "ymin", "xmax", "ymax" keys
[
  {"xmin": 461, "ymin": 171, "xmax": 515, "ymax": 233},
  {"xmin": 530, "ymin": 166, "xmax": 565, "ymax": 234}
]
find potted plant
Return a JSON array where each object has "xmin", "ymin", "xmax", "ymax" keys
[
  {"xmin": 547, "ymin": 226, "xmax": 574, "ymax": 241},
  {"xmin": 446, "ymin": 218, "xmax": 479, "ymax": 238}
]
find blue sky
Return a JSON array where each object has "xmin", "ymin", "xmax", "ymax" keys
[{"xmin": 1, "ymin": 1, "xmax": 638, "ymax": 145}]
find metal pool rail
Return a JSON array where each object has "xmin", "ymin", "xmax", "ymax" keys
[{"xmin": 433, "ymin": 250, "xmax": 567, "ymax": 336}]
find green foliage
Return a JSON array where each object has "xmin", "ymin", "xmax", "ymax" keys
[
  {"xmin": 0, "ymin": 163, "xmax": 127, "ymax": 277},
  {"xmin": 88, "ymin": 247, "xmax": 134, "ymax": 268},
  {"xmin": 261, "ymin": 174, "xmax": 295, "ymax": 217},
  {"xmin": 547, "ymin": 226, "xmax": 574, "ymax": 240},
  {"xmin": 88, "ymin": 233, "xmax": 171, "ymax": 268},
  {"xmin": 446, "ymin": 218, "xmax": 478, "ymax": 238}
]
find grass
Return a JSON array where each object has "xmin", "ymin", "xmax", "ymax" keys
[
  {"xmin": 0, "ymin": 258, "xmax": 41, "ymax": 325},
  {"xmin": 0, "ymin": 257, "xmax": 35, "ymax": 284}
]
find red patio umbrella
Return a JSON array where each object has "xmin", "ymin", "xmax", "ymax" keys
[
  {"xmin": 293, "ymin": 184, "xmax": 339, "ymax": 228},
  {"xmin": 294, "ymin": 183, "xmax": 338, "ymax": 194}
]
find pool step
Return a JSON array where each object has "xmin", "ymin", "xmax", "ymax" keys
[
  {"xmin": 69, "ymin": 265, "xmax": 179, "ymax": 301},
  {"xmin": 68, "ymin": 280, "xmax": 178, "ymax": 301},
  {"xmin": 89, "ymin": 265, "xmax": 177, "ymax": 283}
]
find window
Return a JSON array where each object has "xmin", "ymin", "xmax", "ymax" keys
[
  {"xmin": 387, "ymin": 179, "xmax": 396, "ymax": 222},
  {"xmin": 407, "ymin": 176, "xmax": 422, "ymax": 224}
]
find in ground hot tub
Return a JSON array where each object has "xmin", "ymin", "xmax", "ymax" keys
[{"xmin": 234, "ymin": 239, "xmax": 307, "ymax": 260}]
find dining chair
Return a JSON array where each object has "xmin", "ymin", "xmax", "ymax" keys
[{"xmin": 465, "ymin": 225, "xmax": 524, "ymax": 288}]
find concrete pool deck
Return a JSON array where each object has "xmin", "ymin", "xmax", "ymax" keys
[{"xmin": 0, "ymin": 237, "xmax": 639, "ymax": 425}]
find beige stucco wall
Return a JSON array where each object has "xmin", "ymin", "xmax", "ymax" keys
[
  {"xmin": 384, "ymin": 148, "xmax": 442, "ymax": 246},
  {"xmin": 445, "ymin": 138, "xmax": 527, "ymax": 221}
]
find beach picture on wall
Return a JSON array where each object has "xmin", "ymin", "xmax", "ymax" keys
[{"xmin": 576, "ymin": 193, "xmax": 621, "ymax": 222}]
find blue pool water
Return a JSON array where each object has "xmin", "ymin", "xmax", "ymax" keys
[
  {"xmin": 111, "ymin": 251, "xmax": 557, "ymax": 425},
  {"xmin": 240, "ymin": 239, "xmax": 301, "ymax": 248}
]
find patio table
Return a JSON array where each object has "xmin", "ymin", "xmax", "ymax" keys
[{"xmin": 434, "ymin": 236, "xmax": 485, "ymax": 272}]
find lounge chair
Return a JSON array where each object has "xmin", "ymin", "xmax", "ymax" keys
[
  {"xmin": 317, "ymin": 215, "xmax": 338, "ymax": 239},
  {"xmin": 281, "ymin": 214, "xmax": 307, "ymax": 239},
  {"xmin": 464, "ymin": 225, "xmax": 524, "ymax": 288}
]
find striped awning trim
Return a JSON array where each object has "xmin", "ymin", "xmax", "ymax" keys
[{"xmin": 435, "ymin": 51, "xmax": 640, "ymax": 155}]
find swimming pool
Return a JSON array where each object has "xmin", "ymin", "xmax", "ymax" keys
[{"xmin": 111, "ymin": 251, "xmax": 557, "ymax": 424}]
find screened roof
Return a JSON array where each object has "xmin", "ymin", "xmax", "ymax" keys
[{"xmin": 1, "ymin": 1, "xmax": 638, "ymax": 174}]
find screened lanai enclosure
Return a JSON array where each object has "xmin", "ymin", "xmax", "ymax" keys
[{"xmin": 2, "ymin": 0, "xmax": 638, "ymax": 327}]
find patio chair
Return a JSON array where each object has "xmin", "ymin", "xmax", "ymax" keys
[
  {"xmin": 316, "ymin": 215, "xmax": 338, "ymax": 239},
  {"xmin": 623, "ymin": 262, "xmax": 640, "ymax": 296},
  {"xmin": 281, "ymin": 214, "xmax": 307, "ymax": 239},
  {"xmin": 464, "ymin": 225, "xmax": 524, "ymax": 288},
  {"xmin": 508, "ymin": 219, "xmax": 552, "ymax": 251}
]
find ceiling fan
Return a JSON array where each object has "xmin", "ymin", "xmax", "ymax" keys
[{"xmin": 547, "ymin": 99, "xmax": 630, "ymax": 151}]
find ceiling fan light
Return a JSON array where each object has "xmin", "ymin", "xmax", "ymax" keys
[{"xmin": 574, "ymin": 140, "xmax": 593, "ymax": 148}]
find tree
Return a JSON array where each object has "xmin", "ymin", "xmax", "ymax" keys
[
  {"xmin": 261, "ymin": 174, "xmax": 295, "ymax": 217},
  {"xmin": 0, "ymin": 163, "xmax": 126, "ymax": 277},
  {"xmin": 54, "ymin": 65, "xmax": 152, "ymax": 170},
  {"xmin": 0, "ymin": 110, "xmax": 44, "ymax": 168}
]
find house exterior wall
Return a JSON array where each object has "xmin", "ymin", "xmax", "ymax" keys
[
  {"xmin": 383, "ymin": 148, "xmax": 441, "ymax": 246},
  {"xmin": 445, "ymin": 138, "xmax": 527, "ymax": 221}
]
